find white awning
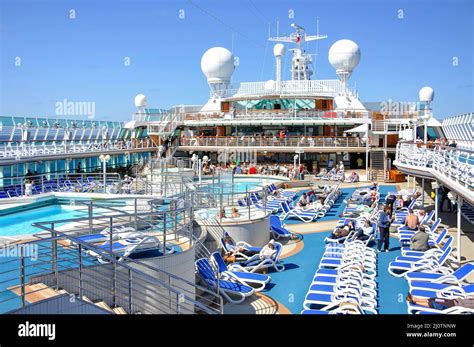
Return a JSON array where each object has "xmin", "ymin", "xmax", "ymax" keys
[
  {"xmin": 427, "ymin": 117, "xmax": 442, "ymax": 127},
  {"xmin": 344, "ymin": 123, "xmax": 369, "ymax": 133}
]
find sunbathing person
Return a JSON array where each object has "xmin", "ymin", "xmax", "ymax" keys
[
  {"xmin": 297, "ymin": 193, "xmax": 309, "ymax": 208},
  {"xmin": 404, "ymin": 209, "xmax": 419, "ymax": 231},
  {"xmin": 329, "ymin": 220, "xmax": 355, "ymax": 239},
  {"xmin": 259, "ymin": 239, "xmax": 277, "ymax": 260},
  {"xmin": 353, "ymin": 220, "xmax": 373, "ymax": 242},
  {"xmin": 406, "ymin": 293, "xmax": 474, "ymax": 310},
  {"xmin": 222, "ymin": 235, "xmax": 259, "ymax": 262}
]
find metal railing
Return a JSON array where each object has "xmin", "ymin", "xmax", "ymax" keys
[
  {"xmin": 179, "ymin": 135, "xmax": 366, "ymax": 148},
  {"xmin": 0, "ymin": 172, "xmax": 124, "ymax": 197},
  {"xmin": 0, "ymin": 196, "xmax": 223, "ymax": 314},
  {"xmin": 0, "ymin": 140, "xmax": 156, "ymax": 161},
  {"xmin": 221, "ymin": 79, "xmax": 357, "ymax": 98},
  {"xmin": 395, "ymin": 142, "xmax": 474, "ymax": 194}
]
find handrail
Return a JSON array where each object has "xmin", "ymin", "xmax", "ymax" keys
[
  {"xmin": 0, "ymin": 193, "xmax": 223, "ymax": 314},
  {"xmin": 179, "ymin": 135, "xmax": 365, "ymax": 148},
  {"xmin": 394, "ymin": 142, "xmax": 473, "ymax": 197}
]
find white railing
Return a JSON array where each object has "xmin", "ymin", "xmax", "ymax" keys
[
  {"xmin": 221, "ymin": 79, "xmax": 357, "ymax": 98},
  {"xmin": 0, "ymin": 140, "xmax": 156, "ymax": 161},
  {"xmin": 395, "ymin": 142, "xmax": 474, "ymax": 195},
  {"xmin": 147, "ymin": 112, "xmax": 184, "ymax": 136},
  {"xmin": 179, "ymin": 136, "xmax": 366, "ymax": 148}
]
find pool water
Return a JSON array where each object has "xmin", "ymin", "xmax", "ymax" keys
[
  {"xmin": 199, "ymin": 177, "xmax": 288, "ymax": 194},
  {"xmin": 0, "ymin": 205, "xmax": 87, "ymax": 236}
]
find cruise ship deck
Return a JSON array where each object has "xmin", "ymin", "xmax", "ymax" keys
[{"xmin": 0, "ymin": 0, "xmax": 472, "ymax": 344}]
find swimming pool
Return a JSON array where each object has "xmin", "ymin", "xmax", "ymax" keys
[
  {"xmin": 199, "ymin": 176, "xmax": 288, "ymax": 194},
  {"xmin": 0, "ymin": 205, "xmax": 87, "ymax": 236}
]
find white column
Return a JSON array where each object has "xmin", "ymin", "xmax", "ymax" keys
[
  {"xmin": 365, "ymin": 128, "xmax": 369, "ymax": 181},
  {"xmin": 421, "ymin": 178, "xmax": 425, "ymax": 207},
  {"xmin": 457, "ymin": 195, "xmax": 463, "ymax": 264},
  {"xmin": 102, "ymin": 160, "xmax": 106, "ymax": 190},
  {"xmin": 198, "ymin": 159, "xmax": 202, "ymax": 185}
]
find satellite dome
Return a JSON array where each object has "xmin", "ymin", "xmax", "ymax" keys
[
  {"xmin": 273, "ymin": 43, "xmax": 285, "ymax": 57},
  {"xmin": 328, "ymin": 40, "xmax": 361, "ymax": 72},
  {"xmin": 134, "ymin": 94, "xmax": 147, "ymax": 108},
  {"xmin": 264, "ymin": 80, "xmax": 276, "ymax": 91},
  {"xmin": 419, "ymin": 86, "xmax": 434, "ymax": 102},
  {"xmin": 201, "ymin": 47, "xmax": 235, "ymax": 84}
]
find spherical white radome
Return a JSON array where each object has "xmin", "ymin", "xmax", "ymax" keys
[
  {"xmin": 264, "ymin": 80, "xmax": 276, "ymax": 91},
  {"xmin": 200, "ymin": 47, "xmax": 235, "ymax": 83},
  {"xmin": 328, "ymin": 39, "xmax": 361, "ymax": 72},
  {"xmin": 134, "ymin": 94, "xmax": 147, "ymax": 108},
  {"xmin": 273, "ymin": 43, "xmax": 285, "ymax": 57},
  {"xmin": 419, "ymin": 86, "xmax": 434, "ymax": 102}
]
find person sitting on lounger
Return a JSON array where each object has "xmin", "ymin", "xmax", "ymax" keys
[
  {"xmin": 230, "ymin": 207, "xmax": 240, "ymax": 218},
  {"xmin": 270, "ymin": 189, "xmax": 282, "ymax": 198},
  {"xmin": 404, "ymin": 209, "xmax": 419, "ymax": 231},
  {"xmin": 259, "ymin": 239, "xmax": 277, "ymax": 260},
  {"xmin": 354, "ymin": 220, "xmax": 373, "ymax": 241},
  {"xmin": 297, "ymin": 193, "xmax": 309, "ymax": 208},
  {"xmin": 307, "ymin": 188, "xmax": 317, "ymax": 203},
  {"xmin": 313, "ymin": 197, "xmax": 325, "ymax": 210},
  {"xmin": 406, "ymin": 293, "xmax": 474, "ymax": 310},
  {"xmin": 404, "ymin": 191, "xmax": 421, "ymax": 207},
  {"xmin": 393, "ymin": 195, "xmax": 404, "ymax": 210},
  {"xmin": 409, "ymin": 226, "xmax": 430, "ymax": 251},
  {"xmin": 223, "ymin": 236, "xmax": 259, "ymax": 260},
  {"xmin": 329, "ymin": 220, "xmax": 355, "ymax": 239}
]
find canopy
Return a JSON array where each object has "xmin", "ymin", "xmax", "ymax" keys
[
  {"xmin": 427, "ymin": 117, "xmax": 442, "ymax": 127},
  {"xmin": 344, "ymin": 123, "xmax": 369, "ymax": 133}
]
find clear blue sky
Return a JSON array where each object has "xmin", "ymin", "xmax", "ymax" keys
[{"xmin": 0, "ymin": 0, "xmax": 472, "ymax": 121}]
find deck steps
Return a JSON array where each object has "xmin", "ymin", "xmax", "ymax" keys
[
  {"xmin": 9, "ymin": 283, "xmax": 128, "ymax": 315},
  {"xmin": 8, "ymin": 283, "xmax": 61, "ymax": 303},
  {"xmin": 112, "ymin": 307, "xmax": 127, "ymax": 314},
  {"xmin": 94, "ymin": 301, "xmax": 114, "ymax": 312}
]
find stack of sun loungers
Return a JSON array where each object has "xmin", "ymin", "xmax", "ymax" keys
[
  {"xmin": 387, "ymin": 216, "xmax": 474, "ymax": 314},
  {"xmin": 279, "ymin": 184, "xmax": 342, "ymax": 223},
  {"xmin": 301, "ymin": 240, "xmax": 378, "ymax": 314}
]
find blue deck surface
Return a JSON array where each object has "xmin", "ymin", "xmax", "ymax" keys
[{"xmin": 265, "ymin": 184, "xmax": 409, "ymax": 314}]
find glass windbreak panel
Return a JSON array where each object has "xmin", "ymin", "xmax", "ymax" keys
[
  {"xmin": 37, "ymin": 118, "xmax": 49, "ymax": 127},
  {"xmin": 12, "ymin": 117, "xmax": 25, "ymax": 126},
  {"xmin": 11, "ymin": 129, "xmax": 22, "ymax": 141},
  {"xmin": 0, "ymin": 117, "xmax": 14, "ymax": 127},
  {"xmin": 25, "ymin": 117, "xmax": 38, "ymax": 127},
  {"xmin": 56, "ymin": 119, "xmax": 67, "ymax": 128},
  {"xmin": 235, "ymin": 98, "xmax": 315, "ymax": 111}
]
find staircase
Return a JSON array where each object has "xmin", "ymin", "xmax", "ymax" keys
[
  {"xmin": 370, "ymin": 151, "xmax": 387, "ymax": 181},
  {"xmin": 8, "ymin": 282, "xmax": 128, "ymax": 314},
  {"xmin": 148, "ymin": 111, "xmax": 183, "ymax": 140}
]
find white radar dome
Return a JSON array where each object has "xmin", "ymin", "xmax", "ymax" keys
[
  {"xmin": 419, "ymin": 86, "xmax": 434, "ymax": 103},
  {"xmin": 201, "ymin": 47, "xmax": 235, "ymax": 83},
  {"xmin": 273, "ymin": 43, "xmax": 285, "ymax": 57},
  {"xmin": 328, "ymin": 40, "xmax": 361, "ymax": 72},
  {"xmin": 134, "ymin": 94, "xmax": 147, "ymax": 108}
]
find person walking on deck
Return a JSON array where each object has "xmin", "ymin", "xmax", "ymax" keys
[{"xmin": 377, "ymin": 207, "xmax": 392, "ymax": 252}]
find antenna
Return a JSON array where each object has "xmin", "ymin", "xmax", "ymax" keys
[{"xmin": 269, "ymin": 22, "xmax": 328, "ymax": 81}]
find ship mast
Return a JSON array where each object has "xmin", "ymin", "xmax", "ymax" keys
[{"xmin": 269, "ymin": 23, "xmax": 327, "ymax": 81}]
